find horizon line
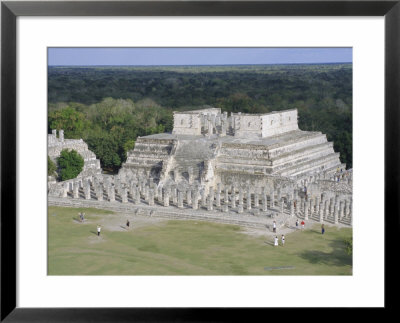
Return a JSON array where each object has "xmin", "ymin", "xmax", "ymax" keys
[{"xmin": 48, "ymin": 62, "xmax": 352, "ymax": 67}]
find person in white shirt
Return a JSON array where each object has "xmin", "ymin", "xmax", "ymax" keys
[
  {"xmin": 274, "ymin": 236, "xmax": 278, "ymax": 247},
  {"xmin": 97, "ymin": 225, "xmax": 101, "ymax": 236},
  {"xmin": 281, "ymin": 235, "xmax": 285, "ymax": 246},
  {"xmin": 273, "ymin": 221, "xmax": 276, "ymax": 233}
]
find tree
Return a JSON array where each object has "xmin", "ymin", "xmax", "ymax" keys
[
  {"xmin": 57, "ymin": 149, "xmax": 84, "ymax": 181},
  {"xmin": 48, "ymin": 106, "xmax": 87, "ymax": 138},
  {"xmin": 48, "ymin": 156, "xmax": 57, "ymax": 177}
]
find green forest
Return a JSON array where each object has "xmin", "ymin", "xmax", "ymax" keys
[{"xmin": 48, "ymin": 64, "xmax": 352, "ymax": 172}]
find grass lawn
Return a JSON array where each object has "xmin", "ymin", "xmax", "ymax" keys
[{"xmin": 48, "ymin": 206, "xmax": 352, "ymax": 275}]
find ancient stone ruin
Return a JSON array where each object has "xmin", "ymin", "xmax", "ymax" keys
[
  {"xmin": 48, "ymin": 129, "xmax": 102, "ymax": 180},
  {"xmin": 48, "ymin": 108, "xmax": 352, "ymax": 229}
]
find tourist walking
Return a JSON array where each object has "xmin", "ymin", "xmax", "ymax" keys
[
  {"xmin": 273, "ymin": 221, "xmax": 276, "ymax": 233},
  {"xmin": 281, "ymin": 235, "xmax": 285, "ymax": 246},
  {"xmin": 126, "ymin": 219, "xmax": 130, "ymax": 229},
  {"xmin": 274, "ymin": 236, "xmax": 278, "ymax": 247},
  {"xmin": 79, "ymin": 212, "xmax": 83, "ymax": 222},
  {"xmin": 97, "ymin": 225, "xmax": 101, "ymax": 236},
  {"xmin": 295, "ymin": 219, "xmax": 299, "ymax": 229},
  {"xmin": 301, "ymin": 220, "xmax": 305, "ymax": 229},
  {"xmin": 321, "ymin": 224, "xmax": 325, "ymax": 235}
]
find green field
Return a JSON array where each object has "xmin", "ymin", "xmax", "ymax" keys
[{"xmin": 48, "ymin": 206, "xmax": 352, "ymax": 275}]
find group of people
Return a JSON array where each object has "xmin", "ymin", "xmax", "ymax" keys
[
  {"xmin": 271, "ymin": 217, "xmax": 325, "ymax": 247},
  {"xmin": 274, "ymin": 235, "xmax": 285, "ymax": 247},
  {"xmin": 295, "ymin": 219, "xmax": 306, "ymax": 229}
]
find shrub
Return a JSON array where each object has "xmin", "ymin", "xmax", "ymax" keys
[{"xmin": 57, "ymin": 149, "xmax": 84, "ymax": 181}]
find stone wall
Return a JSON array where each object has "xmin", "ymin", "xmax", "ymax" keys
[{"xmin": 261, "ymin": 109, "xmax": 299, "ymax": 137}]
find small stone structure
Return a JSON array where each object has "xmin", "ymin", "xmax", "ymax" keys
[
  {"xmin": 48, "ymin": 108, "xmax": 352, "ymax": 228},
  {"xmin": 48, "ymin": 129, "xmax": 102, "ymax": 179}
]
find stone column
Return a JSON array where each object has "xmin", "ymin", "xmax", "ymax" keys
[
  {"xmin": 261, "ymin": 194, "xmax": 267, "ymax": 212},
  {"xmin": 215, "ymin": 190, "xmax": 221, "ymax": 207},
  {"xmin": 304, "ymin": 200, "xmax": 309, "ymax": 220},
  {"xmin": 109, "ymin": 185, "xmax": 115, "ymax": 202},
  {"xmin": 334, "ymin": 201, "xmax": 339, "ymax": 224},
  {"xmin": 84, "ymin": 183, "xmax": 91, "ymax": 200},
  {"xmin": 186, "ymin": 189, "xmax": 192, "ymax": 206},
  {"xmin": 158, "ymin": 186, "xmax": 163, "ymax": 203},
  {"xmin": 73, "ymin": 182, "xmax": 79, "ymax": 199},
  {"xmin": 339, "ymin": 201, "xmax": 344, "ymax": 220},
  {"xmin": 209, "ymin": 187, "xmax": 214, "ymax": 206},
  {"xmin": 309, "ymin": 199, "xmax": 313, "ymax": 217},
  {"xmin": 324, "ymin": 200, "xmax": 328, "ymax": 220},
  {"xmin": 163, "ymin": 189, "xmax": 170, "ymax": 207},
  {"xmin": 134, "ymin": 187, "xmax": 141, "ymax": 204},
  {"xmin": 192, "ymin": 191, "xmax": 199, "ymax": 210},
  {"xmin": 172, "ymin": 187, "xmax": 178, "ymax": 205},
  {"xmin": 254, "ymin": 191, "xmax": 259, "ymax": 208},
  {"xmin": 201, "ymin": 190, "xmax": 207, "ymax": 208},
  {"xmin": 149, "ymin": 189, "xmax": 155, "ymax": 206},
  {"xmin": 207, "ymin": 194, "xmax": 213, "ymax": 211},
  {"xmin": 247, "ymin": 190, "xmax": 252, "ymax": 210},
  {"xmin": 294, "ymin": 199, "xmax": 298, "ymax": 215},
  {"xmin": 231, "ymin": 190, "xmax": 236, "ymax": 209},
  {"xmin": 224, "ymin": 186, "xmax": 229, "ymax": 205},
  {"xmin": 290, "ymin": 200, "xmax": 295, "ymax": 217},
  {"xmin": 223, "ymin": 203, "xmax": 229, "ymax": 213},
  {"xmin": 270, "ymin": 191, "xmax": 275, "ymax": 208},
  {"xmin": 121, "ymin": 188, "xmax": 128, "ymax": 203},
  {"xmin": 188, "ymin": 166, "xmax": 194, "ymax": 184},
  {"xmin": 281, "ymin": 198, "xmax": 285, "ymax": 214},
  {"xmin": 315, "ymin": 196, "xmax": 320, "ymax": 214},
  {"xmin": 96, "ymin": 186, "xmax": 103, "ymax": 201},
  {"xmin": 177, "ymin": 190, "xmax": 184, "ymax": 208},
  {"xmin": 62, "ymin": 182, "xmax": 69, "ymax": 198}
]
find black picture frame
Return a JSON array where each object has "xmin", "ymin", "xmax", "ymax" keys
[{"xmin": 1, "ymin": 1, "xmax": 398, "ymax": 321}]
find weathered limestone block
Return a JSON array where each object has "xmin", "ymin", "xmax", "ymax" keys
[
  {"xmin": 238, "ymin": 204, "xmax": 244, "ymax": 214},
  {"xmin": 186, "ymin": 190, "xmax": 192, "ymax": 206}
]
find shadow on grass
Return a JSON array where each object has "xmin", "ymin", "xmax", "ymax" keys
[
  {"xmin": 90, "ymin": 230, "xmax": 98, "ymax": 235},
  {"xmin": 299, "ymin": 238, "xmax": 352, "ymax": 267}
]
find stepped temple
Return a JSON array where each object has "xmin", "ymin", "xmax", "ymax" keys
[{"xmin": 121, "ymin": 108, "xmax": 345, "ymax": 191}]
